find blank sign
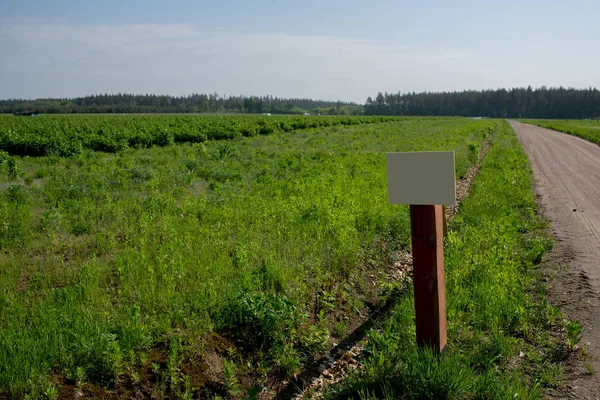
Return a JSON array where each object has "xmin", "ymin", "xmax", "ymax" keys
[{"xmin": 387, "ymin": 151, "xmax": 456, "ymax": 205}]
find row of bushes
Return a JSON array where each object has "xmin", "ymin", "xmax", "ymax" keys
[{"xmin": 0, "ymin": 115, "xmax": 398, "ymax": 157}]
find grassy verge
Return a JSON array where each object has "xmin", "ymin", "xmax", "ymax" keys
[
  {"xmin": 326, "ymin": 121, "xmax": 567, "ymax": 399},
  {"xmin": 520, "ymin": 119, "xmax": 600, "ymax": 146}
]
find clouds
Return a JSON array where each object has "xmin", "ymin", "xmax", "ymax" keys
[
  {"xmin": 1, "ymin": 19, "xmax": 598, "ymax": 101},
  {"xmin": 0, "ymin": 20, "xmax": 479, "ymax": 101}
]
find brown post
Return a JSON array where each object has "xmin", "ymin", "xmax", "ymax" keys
[
  {"xmin": 410, "ymin": 204, "xmax": 447, "ymax": 352},
  {"xmin": 442, "ymin": 205, "xmax": 448, "ymax": 236}
]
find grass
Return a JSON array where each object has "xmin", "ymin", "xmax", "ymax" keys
[
  {"xmin": 521, "ymin": 119, "xmax": 600, "ymax": 145},
  {"xmin": 0, "ymin": 116, "xmax": 494, "ymax": 397},
  {"xmin": 584, "ymin": 363, "xmax": 596, "ymax": 375},
  {"xmin": 325, "ymin": 121, "xmax": 566, "ymax": 399}
]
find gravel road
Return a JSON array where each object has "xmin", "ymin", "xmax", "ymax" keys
[{"xmin": 509, "ymin": 120, "xmax": 600, "ymax": 399}]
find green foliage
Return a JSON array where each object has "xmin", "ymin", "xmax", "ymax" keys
[
  {"xmin": 467, "ymin": 141, "xmax": 481, "ymax": 165},
  {"xmin": 223, "ymin": 291, "xmax": 328, "ymax": 377},
  {"xmin": 225, "ymin": 291, "xmax": 302, "ymax": 350},
  {"xmin": 566, "ymin": 320, "xmax": 584, "ymax": 350},
  {"xmin": 327, "ymin": 121, "xmax": 561, "ymax": 399},
  {"xmin": 396, "ymin": 349, "xmax": 473, "ymax": 399},
  {"xmin": 0, "ymin": 116, "xmax": 497, "ymax": 396},
  {"xmin": 523, "ymin": 119, "xmax": 600, "ymax": 146},
  {"xmin": 0, "ymin": 189, "xmax": 32, "ymax": 247},
  {"xmin": 23, "ymin": 374, "xmax": 58, "ymax": 400},
  {"xmin": 7, "ymin": 157, "xmax": 18, "ymax": 180},
  {"xmin": 0, "ymin": 93, "xmax": 362, "ymax": 115},
  {"xmin": 332, "ymin": 347, "xmax": 473, "ymax": 400},
  {"xmin": 365, "ymin": 87, "xmax": 600, "ymax": 119},
  {"xmin": 0, "ymin": 115, "xmax": 396, "ymax": 157},
  {"xmin": 222, "ymin": 358, "xmax": 241, "ymax": 395},
  {"xmin": 585, "ymin": 363, "xmax": 596, "ymax": 375}
]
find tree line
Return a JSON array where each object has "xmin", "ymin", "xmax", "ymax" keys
[
  {"xmin": 0, "ymin": 93, "xmax": 362, "ymax": 115},
  {"xmin": 3, "ymin": 87, "xmax": 600, "ymax": 118},
  {"xmin": 365, "ymin": 86, "xmax": 600, "ymax": 118}
]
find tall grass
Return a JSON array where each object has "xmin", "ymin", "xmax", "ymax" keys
[
  {"xmin": 0, "ymin": 117, "xmax": 493, "ymax": 396},
  {"xmin": 326, "ymin": 121, "xmax": 561, "ymax": 399}
]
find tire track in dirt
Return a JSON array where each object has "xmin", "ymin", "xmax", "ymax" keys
[{"xmin": 509, "ymin": 120, "xmax": 600, "ymax": 400}]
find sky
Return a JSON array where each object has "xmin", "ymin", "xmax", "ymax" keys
[{"xmin": 1, "ymin": 0, "xmax": 599, "ymax": 102}]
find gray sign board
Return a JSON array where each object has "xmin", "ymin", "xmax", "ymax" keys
[{"xmin": 386, "ymin": 151, "xmax": 456, "ymax": 205}]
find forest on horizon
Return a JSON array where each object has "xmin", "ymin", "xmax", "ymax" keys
[{"xmin": 2, "ymin": 86, "xmax": 600, "ymax": 119}]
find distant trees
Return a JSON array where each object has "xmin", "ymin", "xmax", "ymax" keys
[
  {"xmin": 0, "ymin": 94, "xmax": 363, "ymax": 115},
  {"xmin": 364, "ymin": 87, "xmax": 600, "ymax": 119},
  {"xmin": 5, "ymin": 87, "xmax": 600, "ymax": 118}
]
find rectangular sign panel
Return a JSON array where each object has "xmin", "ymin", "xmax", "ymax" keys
[{"xmin": 387, "ymin": 151, "xmax": 456, "ymax": 205}]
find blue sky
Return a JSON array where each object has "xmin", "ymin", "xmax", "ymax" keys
[{"xmin": 1, "ymin": 0, "xmax": 599, "ymax": 102}]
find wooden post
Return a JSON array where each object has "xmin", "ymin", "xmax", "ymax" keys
[
  {"xmin": 387, "ymin": 151, "xmax": 453, "ymax": 352},
  {"xmin": 442, "ymin": 205, "xmax": 448, "ymax": 237},
  {"xmin": 410, "ymin": 204, "xmax": 447, "ymax": 352}
]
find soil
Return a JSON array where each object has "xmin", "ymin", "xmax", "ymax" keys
[{"xmin": 509, "ymin": 120, "xmax": 600, "ymax": 400}]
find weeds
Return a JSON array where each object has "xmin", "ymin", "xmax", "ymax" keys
[
  {"xmin": 584, "ymin": 363, "xmax": 596, "ymax": 375},
  {"xmin": 327, "ymin": 121, "xmax": 562, "ymax": 399},
  {"xmin": 0, "ymin": 116, "xmax": 499, "ymax": 396},
  {"xmin": 222, "ymin": 358, "xmax": 240, "ymax": 395},
  {"xmin": 7, "ymin": 157, "xmax": 18, "ymax": 180},
  {"xmin": 566, "ymin": 320, "xmax": 584, "ymax": 350},
  {"xmin": 223, "ymin": 291, "xmax": 329, "ymax": 377}
]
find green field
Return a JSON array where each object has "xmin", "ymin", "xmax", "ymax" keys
[
  {"xmin": 0, "ymin": 116, "xmax": 567, "ymax": 398},
  {"xmin": 521, "ymin": 119, "xmax": 600, "ymax": 145},
  {"xmin": 0, "ymin": 114, "xmax": 394, "ymax": 157},
  {"xmin": 327, "ymin": 122, "xmax": 563, "ymax": 400}
]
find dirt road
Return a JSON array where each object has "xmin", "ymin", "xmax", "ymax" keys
[{"xmin": 509, "ymin": 120, "xmax": 600, "ymax": 399}]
